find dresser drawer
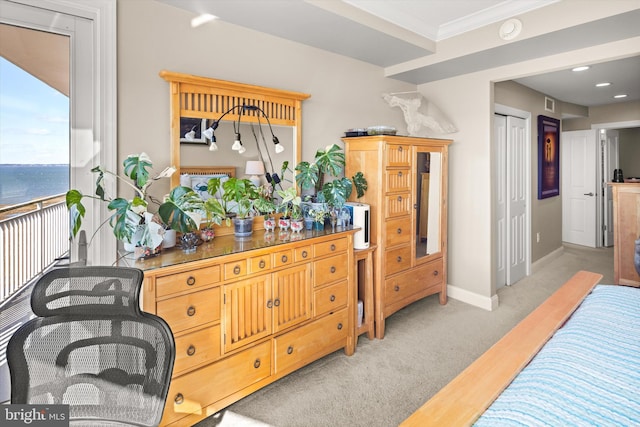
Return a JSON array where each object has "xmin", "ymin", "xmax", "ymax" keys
[
  {"xmin": 385, "ymin": 168, "xmax": 411, "ymax": 193},
  {"xmin": 163, "ymin": 341, "xmax": 271, "ymax": 425},
  {"xmin": 314, "ymin": 281, "xmax": 348, "ymax": 317},
  {"xmin": 157, "ymin": 287, "xmax": 220, "ymax": 333},
  {"xmin": 248, "ymin": 254, "xmax": 271, "ymax": 274},
  {"xmin": 314, "ymin": 237, "xmax": 347, "ymax": 258},
  {"xmin": 385, "ymin": 217, "xmax": 411, "ymax": 247},
  {"xmin": 385, "ymin": 144, "xmax": 411, "ymax": 167},
  {"xmin": 295, "ymin": 245, "xmax": 312, "ymax": 262},
  {"xmin": 313, "ymin": 254, "xmax": 348, "ymax": 287},
  {"xmin": 156, "ymin": 265, "xmax": 221, "ymax": 297},
  {"xmin": 385, "ymin": 192, "xmax": 411, "ymax": 218},
  {"xmin": 274, "ymin": 308, "xmax": 348, "ymax": 375},
  {"xmin": 273, "ymin": 248, "xmax": 293, "ymax": 268},
  {"xmin": 384, "ymin": 246, "xmax": 412, "ymax": 276},
  {"xmin": 384, "ymin": 259, "xmax": 444, "ymax": 306},
  {"xmin": 224, "ymin": 259, "xmax": 247, "ymax": 279},
  {"xmin": 173, "ymin": 324, "xmax": 221, "ymax": 375}
]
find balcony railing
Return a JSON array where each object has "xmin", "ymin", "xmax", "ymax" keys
[{"xmin": 0, "ymin": 194, "xmax": 69, "ymax": 305}]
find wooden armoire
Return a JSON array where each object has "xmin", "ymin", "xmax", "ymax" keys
[
  {"xmin": 610, "ymin": 182, "xmax": 640, "ymax": 287},
  {"xmin": 344, "ymin": 135, "xmax": 452, "ymax": 338}
]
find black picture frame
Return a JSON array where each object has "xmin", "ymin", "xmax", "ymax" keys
[
  {"xmin": 179, "ymin": 117, "xmax": 207, "ymax": 144},
  {"xmin": 537, "ymin": 115, "xmax": 560, "ymax": 199}
]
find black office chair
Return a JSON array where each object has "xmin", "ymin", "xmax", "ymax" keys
[{"xmin": 7, "ymin": 266, "xmax": 175, "ymax": 427}]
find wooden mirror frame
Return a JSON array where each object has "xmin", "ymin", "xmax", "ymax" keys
[{"xmin": 160, "ymin": 70, "xmax": 310, "ymax": 188}]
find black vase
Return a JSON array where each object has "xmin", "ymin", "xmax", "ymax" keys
[{"xmin": 634, "ymin": 238, "xmax": 640, "ymax": 276}]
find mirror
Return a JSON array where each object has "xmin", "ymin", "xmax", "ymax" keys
[
  {"xmin": 415, "ymin": 149, "xmax": 442, "ymax": 259},
  {"xmin": 160, "ymin": 70, "xmax": 310, "ymax": 188}
]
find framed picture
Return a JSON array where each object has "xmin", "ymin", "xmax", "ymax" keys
[
  {"xmin": 180, "ymin": 117, "xmax": 208, "ymax": 144},
  {"xmin": 537, "ymin": 115, "xmax": 560, "ymax": 199}
]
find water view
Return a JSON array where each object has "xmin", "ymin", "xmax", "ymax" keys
[{"xmin": 0, "ymin": 164, "xmax": 69, "ymax": 207}]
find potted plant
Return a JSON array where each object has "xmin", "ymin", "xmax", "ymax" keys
[
  {"xmin": 254, "ymin": 183, "xmax": 277, "ymax": 231},
  {"xmin": 221, "ymin": 177, "xmax": 259, "ymax": 237},
  {"xmin": 308, "ymin": 206, "xmax": 328, "ymax": 231},
  {"xmin": 66, "ymin": 153, "xmax": 176, "ymax": 257},
  {"xmin": 276, "ymin": 186, "xmax": 303, "ymax": 233},
  {"xmin": 157, "ymin": 186, "xmax": 206, "ymax": 252}
]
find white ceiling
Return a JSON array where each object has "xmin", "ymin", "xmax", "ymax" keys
[{"xmin": 156, "ymin": 0, "xmax": 640, "ymax": 108}]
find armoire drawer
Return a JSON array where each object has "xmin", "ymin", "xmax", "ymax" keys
[
  {"xmin": 385, "ymin": 193, "xmax": 411, "ymax": 218},
  {"xmin": 385, "ymin": 168, "xmax": 411, "ymax": 193},
  {"xmin": 173, "ymin": 324, "xmax": 221, "ymax": 375},
  {"xmin": 384, "ymin": 246, "xmax": 412, "ymax": 276},
  {"xmin": 385, "ymin": 144, "xmax": 411, "ymax": 167},
  {"xmin": 163, "ymin": 340, "xmax": 271, "ymax": 425},
  {"xmin": 156, "ymin": 286, "xmax": 220, "ymax": 333},
  {"xmin": 384, "ymin": 259, "xmax": 444, "ymax": 306},
  {"xmin": 156, "ymin": 265, "xmax": 221, "ymax": 297},
  {"xmin": 274, "ymin": 308, "xmax": 348, "ymax": 374},
  {"xmin": 314, "ymin": 280, "xmax": 348, "ymax": 317},
  {"xmin": 385, "ymin": 216, "xmax": 411, "ymax": 247},
  {"xmin": 313, "ymin": 254, "xmax": 348, "ymax": 287}
]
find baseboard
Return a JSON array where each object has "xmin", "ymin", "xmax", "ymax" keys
[
  {"xmin": 447, "ymin": 284, "xmax": 499, "ymax": 311},
  {"xmin": 531, "ymin": 246, "xmax": 565, "ymax": 274}
]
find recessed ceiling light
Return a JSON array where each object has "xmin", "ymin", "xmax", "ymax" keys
[
  {"xmin": 572, "ymin": 66, "xmax": 590, "ymax": 72},
  {"xmin": 499, "ymin": 19, "xmax": 522, "ymax": 40},
  {"xmin": 595, "ymin": 82, "xmax": 611, "ymax": 87},
  {"xmin": 614, "ymin": 94, "xmax": 628, "ymax": 99}
]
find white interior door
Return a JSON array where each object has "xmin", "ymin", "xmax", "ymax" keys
[
  {"xmin": 495, "ymin": 113, "xmax": 528, "ymax": 288},
  {"xmin": 562, "ymin": 130, "xmax": 597, "ymax": 247},
  {"xmin": 506, "ymin": 116, "xmax": 527, "ymax": 285},
  {"xmin": 603, "ymin": 129, "xmax": 619, "ymax": 247},
  {"xmin": 495, "ymin": 115, "xmax": 507, "ymax": 288}
]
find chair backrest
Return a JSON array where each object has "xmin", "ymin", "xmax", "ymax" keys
[{"xmin": 7, "ymin": 266, "xmax": 175, "ymax": 427}]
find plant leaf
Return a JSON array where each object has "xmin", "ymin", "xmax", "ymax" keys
[
  {"xmin": 123, "ymin": 153, "xmax": 152, "ymax": 188},
  {"xmin": 352, "ymin": 171, "xmax": 368, "ymax": 198},
  {"xmin": 66, "ymin": 189, "xmax": 86, "ymax": 238},
  {"xmin": 158, "ymin": 186, "xmax": 205, "ymax": 232}
]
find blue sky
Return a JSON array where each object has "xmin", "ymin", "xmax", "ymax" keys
[{"xmin": 0, "ymin": 57, "xmax": 69, "ymax": 164}]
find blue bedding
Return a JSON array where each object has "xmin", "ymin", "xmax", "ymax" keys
[{"xmin": 474, "ymin": 285, "xmax": 640, "ymax": 427}]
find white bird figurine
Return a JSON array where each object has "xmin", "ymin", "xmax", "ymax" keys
[{"xmin": 383, "ymin": 92, "xmax": 457, "ymax": 136}]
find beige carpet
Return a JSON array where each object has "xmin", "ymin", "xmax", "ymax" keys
[{"xmin": 196, "ymin": 244, "xmax": 614, "ymax": 427}]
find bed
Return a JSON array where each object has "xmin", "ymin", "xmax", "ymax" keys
[{"xmin": 402, "ymin": 270, "xmax": 640, "ymax": 426}]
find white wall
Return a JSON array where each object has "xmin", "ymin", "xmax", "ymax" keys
[
  {"xmin": 117, "ymin": 0, "xmax": 415, "ymax": 202},
  {"xmin": 419, "ymin": 37, "xmax": 640, "ymax": 304}
]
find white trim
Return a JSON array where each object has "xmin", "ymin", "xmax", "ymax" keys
[
  {"xmin": 530, "ymin": 245, "xmax": 564, "ymax": 273},
  {"xmin": 447, "ymin": 284, "xmax": 499, "ymax": 311},
  {"xmin": 590, "ymin": 120, "xmax": 640, "ymax": 130}
]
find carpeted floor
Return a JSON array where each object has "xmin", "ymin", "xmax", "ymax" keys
[{"xmin": 196, "ymin": 244, "xmax": 614, "ymax": 427}]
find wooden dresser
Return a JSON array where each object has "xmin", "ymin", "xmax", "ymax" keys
[
  {"xmin": 344, "ymin": 135, "xmax": 451, "ymax": 338},
  {"xmin": 128, "ymin": 228, "xmax": 356, "ymax": 426},
  {"xmin": 610, "ymin": 182, "xmax": 640, "ymax": 287}
]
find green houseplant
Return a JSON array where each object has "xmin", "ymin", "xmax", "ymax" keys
[
  {"xmin": 66, "ymin": 153, "xmax": 177, "ymax": 250},
  {"xmin": 220, "ymin": 177, "xmax": 259, "ymax": 237}
]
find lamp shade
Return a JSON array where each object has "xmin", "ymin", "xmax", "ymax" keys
[{"xmin": 245, "ymin": 160, "xmax": 265, "ymax": 176}]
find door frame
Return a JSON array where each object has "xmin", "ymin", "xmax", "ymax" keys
[
  {"xmin": 494, "ymin": 104, "xmax": 532, "ymax": 288},
  {"xmin": 592, "ymin": 120, "xmax": 640, "ymax": 247}
]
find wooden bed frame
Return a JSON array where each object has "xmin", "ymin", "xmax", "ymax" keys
[{"xmin": 401, "ymin": 270, "xmax": 604, "ymax": 427}]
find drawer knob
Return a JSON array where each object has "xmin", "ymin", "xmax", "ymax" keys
[
  {"xmin": 398, "ymin": 146, "xmax": 403, "ymax": 152},
  {"xmin": 330, "ymin": 294, "xmax": 336, "ymax": 302},
  {"xmin": 267, "ymin": 300, "xmax": 273, "ymax": 309},
  {"xmin": 396, "ymin": 256, "xmax": 402, "ymax": 263},
  {"xmin": 433, "ymin": 270, "xmax": 439, "ymax": 276},
  {"xmin": 302, "ymin": 250, "xmax": 308, "ymax": 258},
  {"xmin": 254, "ymin": 358, "xmax": 261, "ymax": 369},
  {"xmin": 397, "ymin": 196, "xmax": 403, "ymax": 202},
  {"xmin": 287, "ymin": 345, "xmax": 294, "ymax": 355},
  {"xmin": 186, "ymin": 276, "xmax": 196, "ymax": 286},
  {"xmin": 274, "ymin": 298, "xmax": 281, "ymax": 307},
  {"xmin": 397, "ymin": 228, "xmax": 402, "ymax": 234},
  {"xmin": 187, "ymin": 345, "xmax": 196, "ymax": 356},
  {"xmin": 337, "ymin": 322, "xmax": 343, "ymax": 330},
  {"xmin": 233, "ymin": 265, "xmax": 241, "ymax": 275},
  {"xmin": 330, "ymin": 266, "xmax": 336, "ymax": 274},
  {"xmin": 174, "ymin": 393, "xmax": 184, "ymax": 405},
  {"xmin": 330, "ymin": 244, "xmax": 336, "ymax": 251},
  {"xmin": 187, "ymin": 306, "xmax": 196, "ymax": 317},
  {"xmin": 398, "ymin": 171, "xmax": 403, "ymax": 177},
  {"xmin": 394, "ymin": 285, "xmax": 400, "ymax": 292},
  {"xmin": 281, "ymin": 255, "xmax": 288, "ymax": 263},
  {"xmin": 259, "ymin": 260, "xmax": 266, "ymax": 268}
]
